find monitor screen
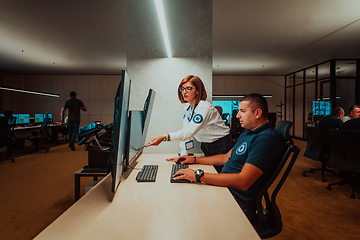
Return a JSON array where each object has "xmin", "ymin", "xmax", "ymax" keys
[
  {"xmin": 11, "ymin": 114, "xmax": 18, "ymax": 124},
  {"xmin": 125, "ymin": 89, "xmax": 156, "ymax": 167},
  {"xmin": 125, "ymin": 111, "xmax": 144, "ymax": 166},
  {"xmin": 17, "ymin": 114, "xmax": 30, "ymax": 124},
  {"xmin": 110, "ymin": 69, "xmax": 131, "ymax": 193},
  {"xmin": 142, "ymin": 89, "xmax": 156, "ymax": 139},
  {"xmin": 44, "ymin": 113, "xmax": 53, "ymax": 122},
  {"xmin": 35, "ymin": 114, "xmax": 44, "ymax": 123},
  {"xmin": 313, "ymin": 100, "xmax": 331, "ymax": 116},
  {"xmin": 212, "ymin": 101, "xmax": 240, "ymax": 115}
]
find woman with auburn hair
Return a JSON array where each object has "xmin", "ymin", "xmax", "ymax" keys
[{"xmin": 148, "ymin": 75, "xmax": 234, "ymax": 160}]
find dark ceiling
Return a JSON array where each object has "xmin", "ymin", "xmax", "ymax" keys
[{"xmin": 1, "ymin": 0, "xmax": 360, "ymax": 76}]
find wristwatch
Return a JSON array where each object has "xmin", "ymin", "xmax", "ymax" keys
[{"xmin": 195, "ymin": 169, "xmax": 204, "ymax": 183}]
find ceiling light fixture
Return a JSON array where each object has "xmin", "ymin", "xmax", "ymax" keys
[
  {"xmin": 0, "ymin": 86, "xmax": 60, "ymax": 98},
  {"xmin": 154, "ymin": 0, "xmax": 172, "ymax": 58},
  {"xmin": 213, "ymin": 95, "xmax": 272, "ymax": 98}
]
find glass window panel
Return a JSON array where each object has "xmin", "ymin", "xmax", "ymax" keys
[
  {"xmin": 305, "ymin": 67, "xmax": 316, "ymax": 83},
  {"xmin": 286, "ymin": 87, "xmax": 293, "ymax": 124},
  {"xmin": 336, "ymin": 78, "xmax": 356, "ymax": 115},
  {"xmin": 305, "ymin": 82, "xmax": 316, "ymax": 126},
  {"xmin": 294, "ymin": 84, "xmax": 304, "ymax": 138},
  {"xmin": 318, "ymin": 61, "xmax": 330, "ymax": 80},
  {"xmin": 336, "ymin": 60, "xmax": 356, "ymax": 77},
  {"xmin": 286, "ymin": 75, "xmax": 293, "ymax": 87},
  {"xmin": 295, "ymin": 71, "xmax": 304, "ymax": 85}
]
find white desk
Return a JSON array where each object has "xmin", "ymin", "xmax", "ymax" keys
[{"xmin": 34, "ymin": 154, "xmax": 260, "ymax": 240}]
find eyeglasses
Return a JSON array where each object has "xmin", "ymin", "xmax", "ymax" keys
[{"xmin": 179, "ymin": 86, "xmax": 196, "ymax": 93}]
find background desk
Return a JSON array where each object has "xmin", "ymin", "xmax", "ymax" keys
[
  {"xmin": 13, "ymin": 123, "xmax": 66, "ymax": 146},
  {"xmin": 34, "ymin": 154, "xmax": 260, "ymax": 240}
]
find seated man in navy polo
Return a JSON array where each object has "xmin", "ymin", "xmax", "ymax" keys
[
  {"xmin": 167, "ymin": 93, "xmax": 286, "ymax": 225},
  {"xmin": 316, "ymin": 107, "xmax": 344, "ymax": 154},
  {"xmin": 340, "ymin": 117, "xmax": 360, "ymax": 130}
]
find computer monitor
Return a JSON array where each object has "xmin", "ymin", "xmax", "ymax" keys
[
  {"xmin": 110, "ymin": 69, "xmax": 131, "ymax": 193},
  {"xmin": 17, "ymin": 114, "xmax": 30, "ymax": 124},
  {"xmin": 313, "ymin": 100, "xmax": 331, "ymax": 116},
  {"xmin": 12, "ymin": 114, "xmax": 19, "ymax": 124},
  {"xmin": 125, "ymin": 89, "xmax": 156, "ymax": 167},
  {"xmin": 35, "ymin": 114, "xmax": 44, "ymax": 123},
  {"xmin": 44, "ymin": 113, "xmax": 53, "ymax": 123},
  {"xmin": 125, "ymin": 111, "xmax": 143, "ymax": 167}
]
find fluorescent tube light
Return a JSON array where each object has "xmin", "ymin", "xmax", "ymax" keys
[
  {"xmin": 154, "ymin": 0, "xmax": 172, "ymax": 58},
  {"xmin": 0, "ymin": 86, "xmax": 60, "ymax": 98},
  {"xmin": 213, "ymin": 95, "xmax": 245, "ymax": 98},
  {"xmin": 213, "ymin": 95, "xmax": 272, "ymax": 98}
]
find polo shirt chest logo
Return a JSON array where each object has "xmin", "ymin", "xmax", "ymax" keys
[
  {"xmin": 236, "ymin": 142, "xmax": 247, "ymax": 155},
  {"xmin": 193, "ymin": 114, "xmax": 203, "ymax": 124}
]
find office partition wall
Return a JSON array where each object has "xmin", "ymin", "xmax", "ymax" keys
[{"xmin": 285, "ymin": 59, "xmax": 360, "ymax": 139}]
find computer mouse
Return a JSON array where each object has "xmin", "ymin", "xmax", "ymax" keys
[{"xmin": 176, "ymin": 158, "xmax": 186, "ymax": 164}]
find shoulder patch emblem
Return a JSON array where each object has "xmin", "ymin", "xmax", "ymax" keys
[
  {"xmin": 193, "ymin": 114, "xmax": 203, "ymax": 124},
  {"xmin": 236, "ymin": 142, "xmax": 247, "ymax": 155}
]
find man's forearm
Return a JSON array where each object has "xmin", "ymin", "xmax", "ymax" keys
[{"xmin": 196, "ymin": 153, "xmax": 228, "ymax": 166}]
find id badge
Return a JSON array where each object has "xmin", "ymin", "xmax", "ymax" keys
[{"xmin": 185, "ymin": 140, "xmax": 194, "ymax": 150}]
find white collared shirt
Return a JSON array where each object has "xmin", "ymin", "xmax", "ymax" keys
[{"xmin": 169, "ymin": 100, "xmax": 230, "ymax": 155}]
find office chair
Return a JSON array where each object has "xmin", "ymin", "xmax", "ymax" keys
[
  {"xmin": 0, "ymin": 116, "xmax": 15, "ymax": 162},
  {"xmin": 326, "ymin": 130, "xmax": 360, "ymax": 199},
  {"xmin": 254, "ymin": 121, "xmax": 300, "ymax": 238},
  {"xmin": 25, "ymin": 116, "xmax": 51, "ymax": 153},
  {"xmin": 302, "ymin": 126, "xmax": 336, "ymax": 182}
]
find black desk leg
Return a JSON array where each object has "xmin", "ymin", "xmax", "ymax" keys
[{"xmin": 75, "ymin": 174, "xmax": 80, "ymax": 202}]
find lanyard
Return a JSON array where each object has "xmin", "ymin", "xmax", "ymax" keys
[{"xmin": 188, "ymin": 103, "xmax": 198, "ymax": 122}]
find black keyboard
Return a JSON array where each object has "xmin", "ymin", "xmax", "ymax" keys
[
  {"xmin": 170, "ymin": 164, "xmax": 191, "ymax": 183},
  {"xmin": 136, "ymin": 165, "xmax": 158, "ymax": 182}
]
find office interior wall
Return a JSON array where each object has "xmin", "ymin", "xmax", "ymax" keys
[
  {"xmin": 128, "ymin": 58, "xmax": 212, "ymax": 154},
  {"xmin": 213, "ymin": 76, "xmax": 285, "ymax": 120},
  {"xmin": 0, "ymin": 73, "xmax": 121, "ymax": 127},
  {"xmin": 127, "ymin": 0, "xmax": 212, "ymax": 154}
]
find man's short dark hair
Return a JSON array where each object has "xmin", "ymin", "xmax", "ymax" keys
[
  {"xmin": 349, "ymin": 105, "xmax": 360, "ymax": 113},
  {"xmin": 70, "ymin": 91, "xmax": 76, "ymax": 97},
  {"xmin": 331, "ymin": 107, "xmax": 344, "ymax": 117},
  {"xmin": 241, "ymin": 93, "xmax": 268, "ymax": 119}
]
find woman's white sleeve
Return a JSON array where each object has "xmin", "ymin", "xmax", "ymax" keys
[{"xmin": 169, "ymin": 106, "xmax": 210, "ymax": 142}]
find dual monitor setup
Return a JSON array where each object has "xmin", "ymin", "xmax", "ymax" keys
[
  {"xmin": 109, "ymin": 69, "xmax": 156, "ymax": 193},
  {"xmin": 0, "ymin": 113, "xmax": 53, "ymax": 125}
]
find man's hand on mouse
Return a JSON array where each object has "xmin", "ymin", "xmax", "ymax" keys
[{"xmin": 166, "ymin": 155, "xmax": 195, "ymax": 164}]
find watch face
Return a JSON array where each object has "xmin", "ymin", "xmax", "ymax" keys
[{"xmin": 195, "ymin": 169, "xmax": 204, "ymax": 182}]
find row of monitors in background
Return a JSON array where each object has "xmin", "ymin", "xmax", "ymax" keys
[{"xmin": 0, "ymin": 113, "xmax": 52, "ymax": 124}]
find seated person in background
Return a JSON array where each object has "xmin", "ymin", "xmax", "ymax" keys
[
  {"xmin": 316, "ymin": 107, "xmax": 344, "ymax": 154},
  {"xmin": 166, "ymin": 93, "xmax": 286, "ymax": 225},
  {"xmin": 340, "ymin": 115, "xmax": 360, "ymax": 131},
  {"xmin": 342, "ymin": 104, "xmax": 360, "ymax": 122}
]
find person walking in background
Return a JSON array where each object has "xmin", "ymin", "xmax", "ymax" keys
[{"xmin": 61, "ymin": 91, "xmax": 87, "ymax": 151}]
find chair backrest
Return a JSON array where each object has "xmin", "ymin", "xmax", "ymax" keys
[
  {"xmin": 328, "ymin": 129, "xmax": 360, "ymax": 174},
  {"xmin": 255, "ymin": 121, "xmax": 300, "ymax": 238},
  {"xmin": 274, "ymin": 121, "xmax": 293, "ymax": 144},
  {"xmin": 40, "ymin": 117, "xmax": 50, "ymax": 130},
  {"xmin": 40, "ymin": 117, "xmax": 51, "ymax": 139},
  {"xmin": 303, "ymin": 126, "xmax": 323, "ymax": 160}
]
